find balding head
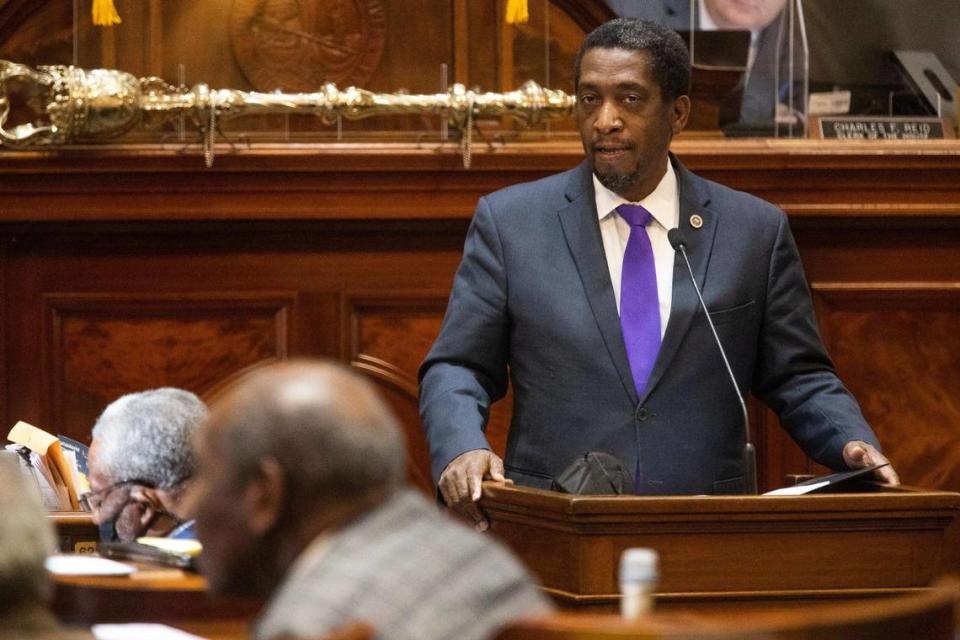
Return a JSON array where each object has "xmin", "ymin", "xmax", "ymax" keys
[
  {"xmin": 206, "ymin": 360, "xmax": 405, "ymax": 502},
  {"xmin": 191, "ymin": 360, "xmax": 406, "ymax": 596}
]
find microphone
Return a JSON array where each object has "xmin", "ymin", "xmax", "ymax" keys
[{"xmin": 667, "ymin": 228, "xmax": 757, "ymax": 495}]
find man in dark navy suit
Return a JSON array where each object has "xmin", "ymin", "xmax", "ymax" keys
[{"xmin": 419, "ymin": 18, "xmax": 897, "ymax": 529}]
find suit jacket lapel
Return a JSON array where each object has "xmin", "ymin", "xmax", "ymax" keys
[
  {"xmin": 557, "ymin": 162, "xmax": 639, "ymax": 406},
  {"xmin": 639, "ymin": 157, "xmax": 719, "ymax": 405}
]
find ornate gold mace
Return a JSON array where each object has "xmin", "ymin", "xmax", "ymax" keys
[{"xmin": 0, "ymin": 60, "xmax": 576, "ymax": 167}]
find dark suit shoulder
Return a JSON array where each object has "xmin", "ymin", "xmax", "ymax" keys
[
  {"xmin": 482, "ymin": 165, "xmax": 583, "ymax": 219},
  {"xmin": 694, "ymin": 172, "xmax": 785, "ymax": 228}
]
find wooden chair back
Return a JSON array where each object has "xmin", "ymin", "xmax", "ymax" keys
[{"xmin": 496, "ymin": 578, "xmax": 960, "ymax": 639}]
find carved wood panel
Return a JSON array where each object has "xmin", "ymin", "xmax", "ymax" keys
[
  {"xmin": 342, "ymin": 293, "xmax": 445, "ymax": 494},
  {"xmin": 813, "ymin": 284, "xmax": 960, "ymax": 492},
  {"xmin": 43, "ymin": 293, "xmax": 294, "ymax": 443},
  {"xmin": 342, "ymin": 292, "xmax": 512, "ymax": 494}
]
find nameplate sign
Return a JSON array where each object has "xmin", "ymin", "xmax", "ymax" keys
[{"xmin": 811, "ymin": 116, "xmax": 955, "ymax": 140}]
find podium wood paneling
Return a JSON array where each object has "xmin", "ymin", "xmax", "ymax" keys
[
  {"xmin": 0, "ymin": 140, "xmax": 959, "ymax": 495},
  {"xmin": 811, "ymin": 285, "xmax": 960, "ymax": 492},
  {"xmin": 482, "ymin": 483, "xmax": 960, "ymax": 610}
]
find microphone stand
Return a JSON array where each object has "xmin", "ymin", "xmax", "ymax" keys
[{"xmin": 669, "ymin": 229, "xmax": 758, "ymax": 495}]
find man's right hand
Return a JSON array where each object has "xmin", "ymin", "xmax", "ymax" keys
[{"xmin": 438, "ymin": 449, "xmax": 508, "ymax": 532}]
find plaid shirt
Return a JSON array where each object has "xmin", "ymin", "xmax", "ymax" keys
[{"xmin": 255, "ymin": 489, "xmax": 551, "ymax": 640}]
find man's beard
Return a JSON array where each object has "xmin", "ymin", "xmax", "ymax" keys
[{"xmin": 594, "ymin": 166, "xmax": 642, "ymax": 198}]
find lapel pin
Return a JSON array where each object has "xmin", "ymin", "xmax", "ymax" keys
[{"xmin": 689, "ymin": 214, "xmax": 704, "ymax": 229}]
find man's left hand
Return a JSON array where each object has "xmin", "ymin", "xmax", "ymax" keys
[{"xmin": 842, "ymin": 441, "xmax": 900, "ymax": 486}]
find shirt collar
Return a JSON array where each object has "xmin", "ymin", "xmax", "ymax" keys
[
  {"xmin": 698, "ymin": 0, "xmax": 760, "ymax": 40},
  {"xmin": 698, "ymin": 0, "xmax": 719, "ymax": 30},
  {"xmin": 593, "ymin": 160, "xmax": 678, "ymax": 230}
]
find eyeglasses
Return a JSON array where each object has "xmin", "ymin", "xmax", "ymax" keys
[{"xmin": 79, "ymin": 478, "xmax": 154, "ymax": 513}]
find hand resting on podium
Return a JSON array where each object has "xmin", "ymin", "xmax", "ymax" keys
[
  {"xmin": 438, "ymin": 449, "xmax": 512, "ymax": 531},
  {"xmin": 441, "ymin": 441, "xmax": 899, "ymax": 519},
  {"xmin": 842, "ymin": 440, "xmax": 900, "ymax": 486}
]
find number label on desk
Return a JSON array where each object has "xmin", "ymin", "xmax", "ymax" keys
[{"xmin": 74, "ymin": 541, "xmax": 98, "ymax": 555}]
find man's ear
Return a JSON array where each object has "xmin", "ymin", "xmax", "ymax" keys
[
  {"xmin": 671, "ymin": 95, "xmax": 691, "ymax": 135},
  {"xmin": 244, "ymin": 456, "xmax": 286, "ymax": 537}
]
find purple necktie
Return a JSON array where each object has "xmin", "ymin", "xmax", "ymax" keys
[{"xmin": 617, "ymin": 204, "xmax": 661, "ymax": 396}]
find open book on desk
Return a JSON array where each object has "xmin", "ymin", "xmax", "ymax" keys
[
  {"xmin": 764, "ymin": 463, "xmax": 890, "ymax": 496},
  {"xmin": 5, "ymin": 421, "xmax": 89, "ymax": 510}
]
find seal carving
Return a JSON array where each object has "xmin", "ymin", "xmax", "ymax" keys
[{"xmin": 230, "ymin": 0, "xmax": 386, "ymax": 92}]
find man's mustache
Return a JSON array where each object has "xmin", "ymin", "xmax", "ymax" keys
[{"xmin": 590, "ymin": 140, "xmax": 637, "ymax": 153}]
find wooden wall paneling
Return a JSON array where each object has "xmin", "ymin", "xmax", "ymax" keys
[
  {"xmin": 340, "ymin": 291, "xmax": 448, "ymax": 494},
  {"xmin": 1, "ymin": 141, "xmax": 959, "ymax": 494},
  {"xmin": 0, "ymin": 0, "xmax": 73, "ymax": 66},
  {"xmin": 452, "ymin": 0, "xmax": 469, "ymax": 85},
  {"xmin": 114, "ymin": 0, "xmax": 149, "ymax": 75},
  {"xmin": 341, "ymin": 290, "xmax": 516, "ymax": 494},
  {"xmin": 147, "ymin": 0, "xmax": 162, "ymax": 77},
  {"xmin": 675, "ymin": 141, "xmax": 960, "ymax": 220},
  {"xmin": 5, "ymin": 232, "xmax": 48, "ymax": 433},
  {"xmin": 0, "ymin": 217, "xmax": 470, "ymax": 493},
  {"xmin": 99, "ymin": 17, "xmax": 115, "ymax": 69},
  {"xmin": 0, "ymin": 161, "xmax": 528, "ymax": 222},
  {"xmin": 42, "ymin": 292, "xmax": 296, "ymax": 443},
  {"xmin": 498, "ymin": 1, "xmax": 514, "ymax": 93},
  {"xmin": 466, "ymin": 1, "xmax": 498, "ymax": 92},
  {"xmin": 787, "ymin": 215, "xmax": 960, "ymax": 491},
  {"xmin": 812, "ymin": 284, "xmax": 960, "ymax": 492}
]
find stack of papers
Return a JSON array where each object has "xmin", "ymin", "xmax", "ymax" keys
[
  {"xmin": 763, "ymin": 463, "xmax": 889, "ymax": 496},
  {"xmin": 45, "ymin": 554, "xmax": 135, "ymax": 576},
  {"xmin": 5, "ymin": 421, "xmax": 90, "ymax": 511}
]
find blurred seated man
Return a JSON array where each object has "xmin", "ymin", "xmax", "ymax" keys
[
  {"xmin": 605, "ymin": 0, "xmax": 790, "ymax": 124},
  {"xmin": 0, "ymin": 456, "xmax": 94, "ymax": 639},
  {"xmin": 85, "ymin": 388, "xmax": 208, "ymax": 542},
  {"xmin": 190, "ymin": 360, "xmax": 551, "ymax": 640}
]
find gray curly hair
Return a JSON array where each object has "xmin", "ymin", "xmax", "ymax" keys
[
  {"xmin": 91, "ymin": 388, "xmax": 208, "ymax": 489},
  {"xmin": 0, "ymin": 455, "xmax": 55, "ymax": 611}
]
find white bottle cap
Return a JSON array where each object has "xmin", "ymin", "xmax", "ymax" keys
[{"xmin": 619, "ymin": 547, "xmax": 659, "ymax": 584}]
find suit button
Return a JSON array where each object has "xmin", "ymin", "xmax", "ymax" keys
[{"xmin": 635, "ymin": 407, "xmax": 650, "ymax": 422}]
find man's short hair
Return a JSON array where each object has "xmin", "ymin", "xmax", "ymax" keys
[
  {"xmin": 0, "ymin": 456, "xmax": 55, "ymax": 611},
  {"xmin": 574, "ymin": 18, "xmax": 691, "ymax": 101},
  {"xmin": 92, "ymin": 388, "xmax": 208, "ymax": 489},
  {"xmin": 210, "ymin": 361, "xmax": 406, "ymax": 504}
]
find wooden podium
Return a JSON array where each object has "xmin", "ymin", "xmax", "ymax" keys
[{"xmin": 481, "ymin": 484, "xmax": 960, "ymax": 611}]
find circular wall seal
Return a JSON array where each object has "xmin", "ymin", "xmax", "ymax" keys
[{"xmin": 230, "ymin": 0, "xmax": 386, "ymax": 92}]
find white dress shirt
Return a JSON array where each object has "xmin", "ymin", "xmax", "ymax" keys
[{"xmin": 593, "ymin": 162, "xmax": 679, "ymax": 339}]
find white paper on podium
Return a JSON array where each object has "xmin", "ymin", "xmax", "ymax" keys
[
  {"xmin": 92, "ymin": 624, "xmax": 206, "ymax": 640},
  {"xmin": 763, "ymin": 463, "xmax": 889, "ymax": 496},
  {"xmin": 763, "ymin": 480, "xmax": 830, "ymax": 496}
]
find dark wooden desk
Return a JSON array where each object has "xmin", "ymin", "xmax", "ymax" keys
[
  {"xmin": 52, "ymin": 564, "xmax": 261, "ymax": 639},
  {"xmin": 49, "ymin": 512, "xmax": 100, "ymax": 554},
  {"xmin": 482, "ymin": 483, "xmax": 960, "ymax": 611}
]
